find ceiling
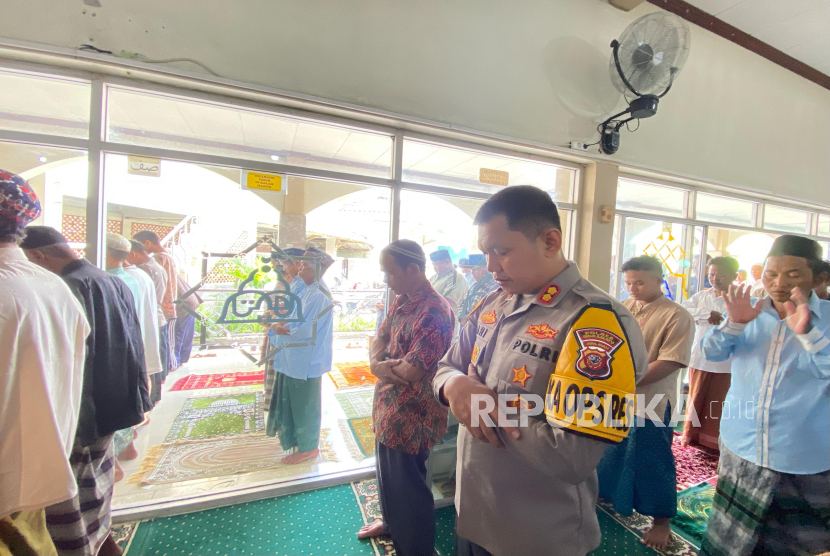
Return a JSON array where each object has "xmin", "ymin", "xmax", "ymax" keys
[{"xmin": 684, "ymin": 0, "xmax": 830, "ymax": 76}]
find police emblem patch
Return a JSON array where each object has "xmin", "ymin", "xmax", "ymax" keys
[
  {"xmin": 480, "ymin": 310, "xmax": 497, "ymax": 324},
  {"xmin": 512, "ymin": 365, "xmax": 532, "ymax": 387},
  {"xmin": 573, "ymin": 327, "xmax": 623, "ymax": 380},
  {"xmin": 526, "ymin": 323, "xmax": 558, "ymax": 340},
  {"xmin": 536, "ymin": 284, "xmax": 561, "ymax": 305},
  {"xmin": 471, "ymin": 345, "xmax": 481, "ymax": 364}
]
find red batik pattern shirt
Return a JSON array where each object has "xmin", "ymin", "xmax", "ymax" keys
[{"xmin": 373, "ymin": 282, "xmax": 455, "ymax": 454}]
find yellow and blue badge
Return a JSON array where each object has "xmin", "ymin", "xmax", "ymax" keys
[{"xmin": 544, "ymin": 305, "xmax": 637, "ymax": 443}]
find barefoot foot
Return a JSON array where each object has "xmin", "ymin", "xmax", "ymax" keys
[
  {"xmin": 113, "ymin": 459, "xmax": 125, "ymax": 482},
  {"xmin": 642, "ymin": 518, "xmax": 672, "ymax": 550},
  {"xmin": 280, "ymin": 448, "xmax": 320, "ymax": 465},
  {"xmin": 118, "ymin": 441, "xmax": 139, "ymax": 461},
  {"xmin": 357, "ymin": 521, "xmax": 386, "ymax": 539}
]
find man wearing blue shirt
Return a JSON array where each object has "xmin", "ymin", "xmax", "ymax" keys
[
  {"xmin": 701, "ymin": 235, "xmax": 829, "ymax": 556},
  {"xmin": 266, "ymin": 249, "xmax": 335, "ymax": 465}
]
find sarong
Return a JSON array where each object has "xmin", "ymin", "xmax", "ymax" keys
[
  {"xmin": 598, "ymin": 405, "xmax": 677, "ymax": 519},
  {"xmin": 266, "ymin": 373, "xmax": 322, "ymax": 453},
  {"xmin": 702, "ymin": 445, "xmax": 830, "ymax": 556},
  {"xmin": 683, "ymin": 367, "xmax": 731, "ymax": 450},
  {"xmin": 45, "ymin": 435, "xmax": 115, "ymax": 556}
]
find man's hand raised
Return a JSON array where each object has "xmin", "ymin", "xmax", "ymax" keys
[
  {"xmin": 722, "ymin": 283, "xmax": 763, "ymax": 324},
  {"xmin": 784, "ymin": 287, "xmax": 813, "ymax": 335}
]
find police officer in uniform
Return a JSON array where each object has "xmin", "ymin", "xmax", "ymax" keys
[{"xmin": 434, "ymin": 186, "xmax": 648, "ymax": 556}]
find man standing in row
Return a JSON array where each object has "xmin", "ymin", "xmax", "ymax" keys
[
  {"xmin": 133, "ymin": 230, "xmax": 178, "ymax": 375},
  {"xmin": 22, "ymin": 226, "xmax": 150, "ymax": 556},
  {"xmin": 813, "ymin": 259, "xmax": 830, "ymax": 300},
  {"xmin": 458, "ymin": 253, "xmax": 498, "ymax": 325},
  {"xmin": 0, "ymin": 173, "xmax": 88, "ymax": 555},
  {"xmin": 358, "ymin": 239, "xmax": 455, "ymax": 556},
  {"xmin": 266, "ymin": 250, "xmax": 335, "ymax": 465},
  {"xmin": 128, "ymin": 240, "xmax": 168, "ymax": 404},
  {"xmin": 702, "ymin": 235, "xmax": 829, "ymax": 556},
  {"xmin": 429, "ymin": 248, "xmax": 468, "ymax": 317},
  {"xmin": 681, "ymin": 256, "xmax": 737, "ymax": 451},
  {"xmin": 434, "ymin": 186, "xmax": 647, "ymax": 556},
  {"xmin": 263, "ymin": 247, "xmax": 307, "ymax": 408}
]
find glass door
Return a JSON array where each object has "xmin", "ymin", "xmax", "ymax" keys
[{"xmin": 611, "ymin": 215, "xmax": 704, "ymax": 302}]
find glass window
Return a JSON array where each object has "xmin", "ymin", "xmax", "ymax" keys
[
  {"xmin": 402, "ymin": 139, "xmax": 576, "ymax": 202},
  {"xmin": 0, "ymin": 141, "xmax": 88, "ymax": 254},
  {"xmin": 817, "ymin": 214, "xmax": 829, "ymax": 237},
  {"xmin": 616, "ymin": 179, "xmax": 686, "ymax": 218},
  {"xmin": 706, "ymin": 227, "xmax": 779, "ymax": 286},
  {"xmin": 695, "ymin": 192, "xmax": 756, "ymax": 226},
  {"xmin": 763, "ymin": 205, "xmax": 811, "ymax": 234},
  {"xmin": 613, "ymin": 217, "xmax": 702, "ymax": 301},
  {"xmin": 106, "ymin": 87, "xmax": 393, "ymax": 178},
  {"xmin": 0, "ymin": 69, "xmax": 90, "ymax": 138},
  {"xmin": 102, "ymin": 153, "xmax": 390, "ymax": 511}
]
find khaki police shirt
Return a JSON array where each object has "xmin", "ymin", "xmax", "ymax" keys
[{"xmin": 433, "ymin": 262, "xmax": 648, "ymax": 556}]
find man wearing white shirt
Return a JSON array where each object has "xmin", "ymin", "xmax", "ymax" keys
[{"xmin": 680, "ymin": 256, "xmax": 737, "ymax": 451}]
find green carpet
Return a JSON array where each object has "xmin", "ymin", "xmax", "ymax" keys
[
  {"xmin": 334, "ymin": 387, "xmax": 374, "ymax": 419},
  {"xmin": 435, "ymin": 506, "xmax": 456, "ymax": 556},
  {"xmin": 125, "ymin": 484, "xmax": 374, "ymax": 556},
  {"xmin": 590, "ymin": 509, "xmax": 660, "ymax": 556}
]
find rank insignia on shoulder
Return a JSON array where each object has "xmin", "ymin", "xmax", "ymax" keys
[
  {"xmin": 471, "ymin": 345, "xmax": 481, "ymax": 364},
  {"xmin": 536, "ymin": 283, "xmax": 561, "ymax": 305},
  {"xmin": 526, "ymin": 323, "xmax": 558, "ymax": 340},
  {"xmin": 480, "ymin": 310, "xmax": 497, "ymax": 324},
  {"xmin": 512, "ymin": 365, "xmax": 532, "ymax": 387}
]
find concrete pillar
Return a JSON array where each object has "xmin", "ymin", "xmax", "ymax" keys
[
  {"xmin": 325, "ymin": 236, "xmax": 337, "ymax": 257},
  {"xmin": 575, "ymin": 162, "xmax": 619, "ymax": 291},
  {"xmin": 279, "ymin": 178, "xmax": 306, "ymax": 248}
]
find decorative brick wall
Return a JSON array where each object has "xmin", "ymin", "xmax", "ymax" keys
[{"xmin": 129, "ymin": 222, "xmax": 175, "ymax": 241}]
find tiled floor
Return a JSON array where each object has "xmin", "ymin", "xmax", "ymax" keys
[{"xmin": 112, "ymin": 335, "xmax": 376, "ymax": 512}]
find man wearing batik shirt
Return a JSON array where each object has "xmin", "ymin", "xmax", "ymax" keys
[
  {"xmin": 357, "ymin": 239, "xmax": 454, "ymax": 556},
  {"xmin": 133, "ymin": 230, "xmax": 178, "ymax": 375}
]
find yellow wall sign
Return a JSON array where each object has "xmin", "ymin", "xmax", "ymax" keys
[
  {"xmin": 479, "ymin": 168, "xmax": 509, "ymax": 186},
  {"xmin": 243, "ymin": 171, "xmax": 285, "ymax": 192},
  {"xmin": 127, "ymin": 156, "xmax": 161, "ymax": 177}
]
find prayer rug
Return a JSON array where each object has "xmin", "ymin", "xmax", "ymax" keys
[
  {"xmin": 125, "ymin": 484, "xmax": 373, "ymax": 556},
  {"xmin": 127, "ymin": 430, "xmax": 337, "ymax": 485},
  {"xmin": 347, "ymin": 417, "xmax": 375, "ymax": 458},
  {"xmin": 110, "ymin": 522, "xmax": 138, "ymax": 553},
  {"xmin": 672, "ymin": 435, "xmax": 719, "ymax": 491},
  {"xmin": 169, "ymin": 371, "xmax": 265, "ymax": 391},
  {"xmin": 328, "ymin": 362, "xmax": 377, "ymax": 389},
  {"xmin": 596, "ymin": 500, "xmax": 698, "ymax": 556},
  {"xmin": 350, "ymin": 479, "xmax": 456, "ymax": 556},
  {"xmin": 334, "ymin": 387, "xmax": 375, "ymax": 419},
  {"xmin": 671, "ymin": 478, "xmax": 717, "ymax": 549},
  {"xmin": 164, "ymin": 392, "xmax": 265, "ymax": 442}
]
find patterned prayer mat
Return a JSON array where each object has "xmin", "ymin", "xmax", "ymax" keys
[
  {"xmin": 169, "ymin": 371, "xmax": 265, "ymax": 391},
  {"xmin": 127, "ymin": 430, "xmax": 337, "ymax": 485},
  {"xmin": 334, "ymin": 387, "xmax": 375, "ymax": 419},
  {"xmin": 164, "ymin": 392, "xmax": 265, "ymax": 442},
  {"xmin": 672, "ymin": 435, "xmax": 719, "ymax": 491},
  {"xmin": 351, "ymin": 479, "xmax": 456, "ymax": 556},
  {"xmin": 347, "ymin": 417, "xmax": 375, "ymax": 458},
  {"xmin": 671, "ymin": 478, "xmax": 717, "ymax": 549},
  {"xmin": 597, "ymin": 500, "xmax": 698, "ymax": 556},
  {"xmin": 328, "ymin": 362, "xmax": 377, "ymax": 389},
  {"xmin": 124, "ymin": 484, "xmax": 373, "ymax": 556},
  {"xmin": 110, "ymin": 522, "xmax": 138, "ymax": 553}
]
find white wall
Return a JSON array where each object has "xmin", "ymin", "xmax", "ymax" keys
[{"xmin": 0, "ymin": 0, "xmax": 827, "ymax": 205}]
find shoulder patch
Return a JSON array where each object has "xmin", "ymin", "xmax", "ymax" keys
[
  {"xmin": 480, "ymin": 310, "xmax": 497, "ymax": 324},
  {"xmin": 536, "ymin": 283, "xmax": 561, "ymax": 305},
  {"xmin": 544, "ymin": 305, "xmax": 637, "ymax": 444}
]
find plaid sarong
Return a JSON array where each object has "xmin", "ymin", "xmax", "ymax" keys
[
  {"xmin": 702, "ymin": 445, "xmax": 830, "ymax": 555},
  {"xmin": 45, "ymin": 435, "xmax": 115, "ymax": 556}
]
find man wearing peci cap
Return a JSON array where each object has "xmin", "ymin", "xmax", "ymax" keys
[
  {"xmin": 0, "ymin": 171, "xmax": 89, "ymax": 555},
  {"xmin": 266, "ymin": 249, "xmax": 335, "ymax": 465},
  {"xmin": 22, "ymin": 226, "xmax": 151, "ymax": 556},
  {"xmin": 701, "ymin": 235, "xmax": 830, "ymax": 556},
  {"xmin": 458, "ymin": 254, "xmax": 499, "ymax": 325},
  {"xmin": 429, "ymin": 248, "xmax": 469, "ymax": 318}
]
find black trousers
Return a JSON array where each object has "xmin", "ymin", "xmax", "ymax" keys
[
  {"xmin": 376, "ymin": 441, "xmax": 434, "ymax": 556},
  {"xmin": 456, "ymin": 537, "xmax": 493, "ymax": 556}
]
